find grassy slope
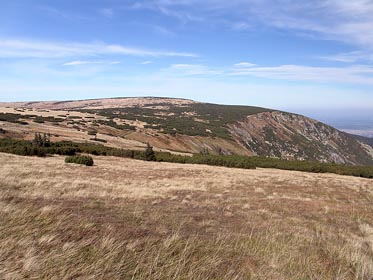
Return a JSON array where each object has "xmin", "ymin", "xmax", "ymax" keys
[{"xmin": 1, "ymin": 153, "xmax": 373, "ymax": 279}]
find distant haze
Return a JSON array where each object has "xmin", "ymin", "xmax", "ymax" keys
[{"xmin": 287, "ymin": 108, "xmax": 373, "ymax": 138}]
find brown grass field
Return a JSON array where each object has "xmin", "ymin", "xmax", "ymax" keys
[{"xmin": 0, "ymin": 152, "xmax": 373, "ymax": 279}]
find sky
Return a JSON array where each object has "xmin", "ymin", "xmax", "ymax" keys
[{"xmin": 0, "ymin": 0, "xmax": 373, "ymax": 119}]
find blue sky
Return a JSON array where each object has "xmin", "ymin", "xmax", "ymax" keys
[{"xmin": 1, "ymin": 0, "xmax": 373, "ymax": 117}]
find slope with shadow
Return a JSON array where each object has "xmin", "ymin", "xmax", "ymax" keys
[{"xmin": 229, "ymin": 111, "xmax": 373, "ymax": 165}]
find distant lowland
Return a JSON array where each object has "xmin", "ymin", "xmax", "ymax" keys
[{"xmin": 328, "ymin": 120, "xmax": 373, "ymax": 138}]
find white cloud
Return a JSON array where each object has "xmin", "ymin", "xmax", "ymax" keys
[
  {"xmin": 63, "ymin": 60, "xmax": 120, "ymax": 66},
  {"xmin": 234, "ymin": 62, "xmax": 256, "ymax": 67},
  {"xmin": 0, "ymin": 39, "xmax": 198, "ymax": 58},
  {"xmin": 141, "ymin": 61, "xmax": 153, "ymax": 65},
  {"xmin": 63, "ymin": 60, "xmax": 91, "ymax": 66}
]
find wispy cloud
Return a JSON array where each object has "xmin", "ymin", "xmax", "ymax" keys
[
  {"xmin": 38, "ymin": 6, "xmax": 72, "ymax": 19},
  {"xmin": 141, "ymin": 61, "xmax": 153, "ymax": 65},
  {"xmin": 319, "ymin": 51, "xmax": 373, "ymax": 63},
  {"xmin": 38, "ymin": 5, "xmax": 91, "ymax": 20},
  {"xmin": 152, "ymin": 25, "xmax": 175, "ymax": 36},
  {"xmin": 63, "ymin": 60, "xmax": 120, "ymax": 66},
  {"xmin": 128, "ymin": 1, "xmax": 204, "ymax": 23},
  {"xmin": 0, "ymin": 39, "xmax": 198, "ymax": 58},
  {"xmin": 132, "ymin": 0, "xmax": 373, "ymax": 52},
  {"xmin": 155, "ymin": 61, "xmax": 373, "ymax": 85},
  {"xmin": 230, "ymin": 64, "xmax": 373, "ymax": 85},
  {"xmin": 231, "ymin": 22, "xmax": 252, "ymax": 31},
  {"xmin": 166, "ymin": 64, "xmax": 222, "ymax": 76},
  {"xmin": 100, "ymin": 8, "xmax": 114, "ymax": 18},
  {"xmin": 234, "ymin": 62, "xmax": 256, "ymax": 68}
]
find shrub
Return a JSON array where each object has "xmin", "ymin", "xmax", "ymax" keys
[
  {"xmin": 65, "ymin": 155, "xmax": 94, "ymax": 166},
  {"xmin": 90, "ymin": 137, "xmax": 107, "ymax": 143},
  {"xmin": 87, "ymin": 130, "xmax": 97, "ymax": 136}
]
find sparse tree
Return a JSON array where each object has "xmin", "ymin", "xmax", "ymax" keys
[
  {"xmin": 200, "ymin": 147, "xmax": 210, "ymax": 155},
  {"xmin": 43, "ymin": 133, "xmax": 51, "ymax": 147},
  {"xmin": 144, "ymin": 143, "xmax": 156, "ymax": 161},
  {"xmin": 33, "ymin": 132, "xmax": 42, "ymax": 147}
]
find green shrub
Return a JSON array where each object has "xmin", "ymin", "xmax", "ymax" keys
[
  {"xmin": 65, "ymin": 155, "xmax": 94, "ymax": 166},
  {"xmin": 90, "ymin": 138, "xmax": 107, "ymax": 143},
  {"xmin": 87, "ymin": 130, "xmax": 97, "ymax": 136}
]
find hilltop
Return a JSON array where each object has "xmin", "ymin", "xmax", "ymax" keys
[{"xmin": 0, "ymin": 97, "xmax": 372, "ymax": 165}]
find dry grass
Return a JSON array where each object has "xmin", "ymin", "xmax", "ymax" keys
[
  {"xmin": 1, "ymin": 152, "xmax": 373, "ymax": 279},
  {"xmin": 0, "ymin": 97, "xmax": 196, "ymax": 110}
]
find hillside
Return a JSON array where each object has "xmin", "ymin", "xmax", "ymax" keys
[
  {"xmin": 0, "ymin": 97, "xmax": 372, "ymax": 165},
  {"xmin": 1, "ymin": 152, "xmax": 372, "ymax": 279}
]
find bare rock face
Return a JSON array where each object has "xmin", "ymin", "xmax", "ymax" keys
[{"xmin": 229, "ymin": 111, "xmax": 373, "ymax": 165}]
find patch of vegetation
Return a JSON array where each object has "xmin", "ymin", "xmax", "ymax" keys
[
  {"xmin": 87, "ymin": 130, "xmax": 97, "ymax": 136},
  {"xmin": 94, "ymin": 119, "xmax": 136, "ymax": 131},
  {"xmin": 90, "ymin": 138, "xmax": 107, "ymax": 143},
  {"xmin": 1, "ymin": 137, "xmax": 372, "ymax": 178},
  {"xmin": 65, "ymin": 155, "xmax": 94, "ymax": 166},
  {"xmin": 157, "ymin": 153, "xmax": 256, "ymax": 169},
  {"xmin": 32, "ymin": 117, "xmax": 45, "ymax": 123},
  {"xmin": 0, "ymin": 113, "xmax": 30, "ymax": 125},
  {"xmin": 79, "ymin": 103, "xmax": 272, "ymax": 139},
  {"xmin": 33, "ymin": 116, "xmax": 64, "ymax": 123},
  {"xmin": 0, "ymin": 138, "xmax": 46, "ymax": 157},
  {"xmin": 0, "ymin": 112, "xmax": 64, "ymax": 125}
]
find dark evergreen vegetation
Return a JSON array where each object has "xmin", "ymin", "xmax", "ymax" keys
[
  {"xmin": 0, "ymin": 113, "xmax": 29, "ymax": 125},
  {"xmin": 65, "ymin": 155, "xmax": 94, "ymax": 166},
  {"xmin": 94, "ymin": 119, "xmax": 136, "ymax": 131},
  {"xmin": 0, "ymin": 137, "xmax": 372, "ymax": 178},
  {"xmin": 78, "ymin": 103, "xmax": 272, "ymax": 139},
  {"xmin": 0, "ymin": 112, "xmax": 64, "ymax": 125}
]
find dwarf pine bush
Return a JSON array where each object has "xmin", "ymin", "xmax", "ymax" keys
[{"xmin": 65, "ymin": 155, "xmax": 94, "ymax": 166}]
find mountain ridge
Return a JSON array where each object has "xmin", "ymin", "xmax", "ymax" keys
[{"xmin": 0, "ymin": 97, "xmax": 372, "ymax": 165}]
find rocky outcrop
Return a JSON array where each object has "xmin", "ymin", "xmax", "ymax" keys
[{"xmin": 228, "ymin": 111, "xmax": 373, "ymax": 165}]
